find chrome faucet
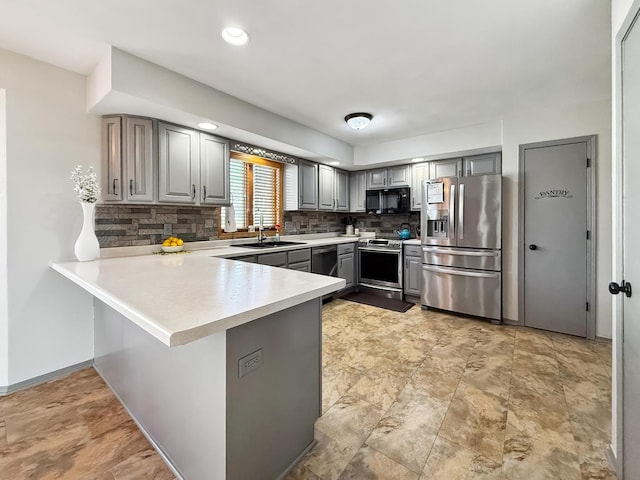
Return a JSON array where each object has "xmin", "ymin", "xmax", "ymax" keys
[{"xmin": 257, "ymin": 210, "xmax": 265, "ymax": 244}]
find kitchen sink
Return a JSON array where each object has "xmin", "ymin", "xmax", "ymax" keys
[{"xmin": 234, "ymin": 241, "xmax": 307, "ymax": 248}]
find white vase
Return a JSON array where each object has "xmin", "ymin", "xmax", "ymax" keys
[{"xmin": 74, "ymin": 202, "xmax": 100, "ymax": 262}]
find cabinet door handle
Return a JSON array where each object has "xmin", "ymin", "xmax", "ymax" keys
[
  {"xmin": 192, "ymin": 184, "xmax": 196, "ymax": 200},
  {"xmin": 129, "ymin": 179, "xmax": 133, "ymax": 196},
  {"xmin": 405, "ymin": 259, "xmax": 409, "ymax": 269},
  {"xmin": 112, "ymin": 178, "xmax": 118, "ymax": 195},
  {"xmin": 202, "ymin": 185, "xmax": 207, "ymax": 202}
]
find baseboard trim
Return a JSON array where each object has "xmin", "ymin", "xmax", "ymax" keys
[
  {"xmin": 0, "ymin": 359, "xmax": 94, "ymax": 396},
  {"xmin": 606, "ymin": 444, "xmax": 620, "ymax": 478},
  {"xmin": 502, "ymin": 318, "xmax": 521, "ymax": 326},
  {"xmin": 94, "ymin": 367, "xmax": 185, "ymax": 480},
  {"xmin": 275, "ymin": 438, "xmax": 317, "ymax": 480}
]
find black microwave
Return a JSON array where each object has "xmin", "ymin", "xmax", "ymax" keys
[{"xmin": 366, "ymin": 187, "xmax": 410, "ymax": 214}]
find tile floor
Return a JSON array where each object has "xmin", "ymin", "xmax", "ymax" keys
[
  {"xmin": 0, "ymin": 300, "xmax": 615, "ymax": 479},
  {"xmin": 286, "ymin": 299, "xmax": 615, "ymax": 480}
]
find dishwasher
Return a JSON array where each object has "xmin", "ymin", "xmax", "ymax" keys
[{"xmin": 311, "ymin": 245, "xmax": 338, "ymax": 277}]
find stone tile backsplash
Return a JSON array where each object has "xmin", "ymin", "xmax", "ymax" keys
[
  {"xmin": 95, "ymin": 205, "xmax": 219, "ymax": 247},
  {"xmin": 95, "ymin": 205, "xmax": 421, "ymax": 248},
  {"xmin": 283, "ymin": 211, "xmax": 421, "ymax": 239}
]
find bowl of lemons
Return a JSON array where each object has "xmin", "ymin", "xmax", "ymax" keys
[{"xmin": 161, "ymin": 236, "xmax": 184, "ymax": 253}]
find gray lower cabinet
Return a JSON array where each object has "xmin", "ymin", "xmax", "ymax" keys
[
  {"xmin": 233, "ymin": 255, "xmax": 257, "ymax": 263},
  {"xmin": 257, "ymin": 251, "xmax": 288, "ymax": 267},
  {"xmin": 102, "ymin": 116, "xmax": 154, "ymax": 202},
  {"xmin": 349, "ymin": 171, "xmax": 366, "ymax": 212},
  {"xmin": 463, "ymin": 153, "xmax": 502, "ymax": 176},
  {"xmin": 404, "ymin": 245, "xmax": 422, "ymax": 297},
  {"xmin": 337, "ymin": 243, "xmax": 356, "ymax": 289},
  {"xmin": 288, "ymin": 248, "xmax": 311, "ymax": 271}
]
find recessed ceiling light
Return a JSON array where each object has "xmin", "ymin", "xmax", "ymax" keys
[
  {"xmin": 222, "ymin": 27, "xmax": 249, "ymax": 46},
  {"xmin": 329, "ymin": 161, "xmax": 340, "ymax": 166},
  {"xmin": 198, "ymin": 122, "xmax": 218, "ymax": 130},
  {"xmin": 344, "ymin": 112, "xmax": 373, "ymax": 130},
  {"xmin": 411, "ymin": 157, "xmax": 425, "ymax": 163}
]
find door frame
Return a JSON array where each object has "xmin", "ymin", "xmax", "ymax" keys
[
  {"xmin": 612, "ymin": 2, "xmax": 640, "ymax": 475},
  {"xmin": 517, "ymin": 135, "xmax": 597, "ymax": 339}
]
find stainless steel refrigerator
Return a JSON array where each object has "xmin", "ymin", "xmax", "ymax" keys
[{"xmin": 420, "ymin": 174, "xmax": 502, "ymax": 320}]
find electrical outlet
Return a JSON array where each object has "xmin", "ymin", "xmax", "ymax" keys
[
  {"xmin": 163, "ymin": 224, "xmax": 172, "ymax": 235},
  {"xmin": 238, "ymin": 349, "xmax": 263, "ymax": 378},
  {"xmin": 284, "ymin": 221, "xmax": 294, "ymax": 231}
]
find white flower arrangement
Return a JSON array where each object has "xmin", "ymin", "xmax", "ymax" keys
[{"xmin": 70, "ymin": 165, "xmax": 101, "ymax": 203}]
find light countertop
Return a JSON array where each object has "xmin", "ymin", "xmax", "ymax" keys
[{"xmin": 51, "ymin": 235, "xmax": 355, "ymax": 347}]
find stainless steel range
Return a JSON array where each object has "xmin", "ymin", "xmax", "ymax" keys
[{"xmin": 357, "ymin": 238, "xmax": 404, "ymax": 299}]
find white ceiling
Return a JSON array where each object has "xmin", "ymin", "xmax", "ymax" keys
[{"xmin": 0, "ymin": 0, "xmax": 611, "ymax": 147}]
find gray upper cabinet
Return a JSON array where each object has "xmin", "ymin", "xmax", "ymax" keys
[
  {"xmin": 298, "ymin": 159, "xmax": 318, "ymax": 210},
  {"xmin": 335, "ymin": 169, "xmax": 349, "ymax": 211},
  {"xmin": 410, "ymin": 162, "xmax": 430, "ymax": 210},
  {"xmin": 387, "ymin": 165, "xmax": 411, "ymax": 187},
  {"xmin": 200, "ymin": 133, "xmax": 230, "ymax": 205},
  {"xmin": 102, "ymin": 116, "xmax": 123, "ymax": 201},
  {"xmin": 463, "ymin": 153, "xmax": 502, "ymax": 176},
  {"xmin": 318, "ymin": 164, "xmax": 335, "ymax": 210},
  {"xmin": 101, "ymin": 116, "xmax": 154, "ymax": 203},
  {"xmin": 367, "ymin": 168, "xmax": 387, "ymax": 189},
  {"xmin": 429, "ymin": 158, "xmax": 462, "ymax": 179},
  {"xmin": 349, "ymin": 171, "xmax": 366, "ymax": 212},
  {"xmin": 367, "ymin": 165, "xmax": 410, "ymax": 189},
  {"xmin": 158, "ymin": 122, "xmax": 199, "ymax": 204},
  {"xmin": 124, "ymin": 117, "xmax": 154, "ymax": 202}
]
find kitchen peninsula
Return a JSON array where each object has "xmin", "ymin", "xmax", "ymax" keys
[{"xmin": 51, "ymin": 249, "xmax": 345, "ymax": 480}]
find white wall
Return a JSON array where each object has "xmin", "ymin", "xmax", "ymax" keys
[
  {"xmin": 0, "ymin": 89, "xmax": 7, "ymax": 387},
  {"xmin": 354, "ymin": 121, "xmax": 502, "ymax": 166},
  {"xmin": 0, "ymin": 49, "xmax": 100, "ymax": 386},
  {"xmin": 500, "ymin": 100, "xmax": 612, "ymax": 337}
]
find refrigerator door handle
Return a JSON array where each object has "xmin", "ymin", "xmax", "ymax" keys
[
  {"xmin": 449, "ymin": 184, "xmax": 456, "ymax": 240},
  {"xmin": 423, "ymin": 247, "xmax": 499, "ymax": 257},
  {"xmin": 423, "ymin": 265, "xmax": 500, "ymax": 279},
  {"xmin": 459, "ymin": 184, "xmax": 465, "ymax": 240}
]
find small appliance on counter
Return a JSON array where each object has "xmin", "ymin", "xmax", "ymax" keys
[
  {"xmin": 420, "ymin": 174, "xmax": 502, "ymax": 321},
  {"xmin": 396, "ymin": 223, "xmax": 411, "ymax": 240}
]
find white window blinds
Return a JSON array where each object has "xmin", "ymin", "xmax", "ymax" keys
[{"xmin": 221, "ymin": 156, "xmax": 282, "ymax": 231}]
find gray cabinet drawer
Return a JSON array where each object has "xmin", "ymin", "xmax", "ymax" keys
[
  {"xmin": 404, "ymin": 245, "xmax": 422, "ymax": 257},
  {"xmin": 288, "ymin": 248, "xmax": 311, "ymax": 264},
  {"xmin": 289, "ymin": 261, "xmax": 311, "ymax": 272},
  {"xmin": 232, "ymin": 255, "xmax": 257, "ymax": 263},
  {"xmin": 258, "ymin": 252, "xmax": 287, "ymax": 267},
  {"xmin": 337, "ymin": 243, "xmax": 355, "ymax": 254}
]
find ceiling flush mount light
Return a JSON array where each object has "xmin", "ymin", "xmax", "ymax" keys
[
  {"xmin": 344, "ymin": 112, "xmax": 373, "ymax": 130},
  {"xmin": 198, "ymin": 122, "xmax": 218, "ymax": 130},
  {"xmin": 221, "ymin": 27, "xmax": 249, "ymax": 46},
  {"xmin": 411, "ymin": 157, "xmax": 425, "ymax": 163}
]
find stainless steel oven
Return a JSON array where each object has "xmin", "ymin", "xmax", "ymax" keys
[{"xmin": 358, "ymin": 239, "xmax": 403, "ymax": 299}]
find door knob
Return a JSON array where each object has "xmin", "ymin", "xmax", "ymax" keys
[
  {"xmin": 528, "ymin": 244, "xmax": 538, "ymax": 250},
  {"xmin": 609, "ymin": 281, "xmax": 632, "ymax": 298}
]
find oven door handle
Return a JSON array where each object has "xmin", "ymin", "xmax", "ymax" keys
[
  {"xmin": 422, "ymin": 248, "xmax": 499, "ymax": 257},
  {"xmin": 358, "ymin": 247, "xmax": 401, "ymax": 253},
  {"xmin": 422, "ymin": 265, "xmax": 500, "ymax": 279}
]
